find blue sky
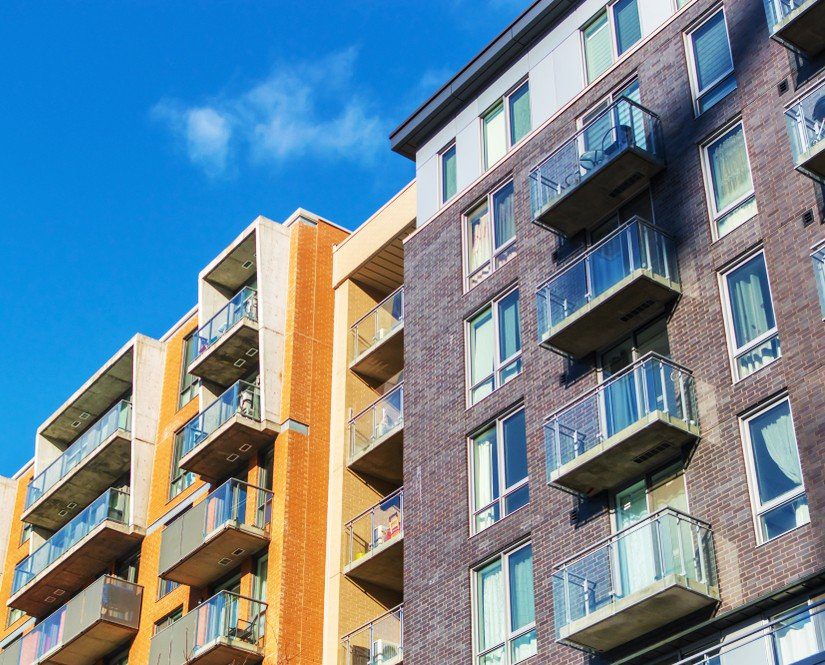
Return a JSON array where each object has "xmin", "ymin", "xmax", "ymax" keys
[{"xmin": 0, "ymin": 1, "xmax": 524, "ymax": 475}]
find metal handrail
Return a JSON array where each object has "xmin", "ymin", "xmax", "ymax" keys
[
  {"xmin": 341, "ymin": 604, "xmax": 404, "ymax": 642},
  {"xmin": 348, "ymin": 383, "xmax": 404, "ymax": 424},
  {"xmin": 351, "ymin": 286, "xmax": 405, "ymax": 331}
]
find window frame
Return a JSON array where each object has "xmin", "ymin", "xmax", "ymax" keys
[
  {"xmin": 462, "ymin": 179, "xmax": 518, "ymax": 290},
  {"xmin": 812, "ymin": 242, "xmax": 825, "ymax": 320},
  {"xmin": 719, "ymin": 248, "xmax": 781, "ymax": 382},
  {"xmin": 684, "ymin": 6, "xmax": 737, "ymax": 116},
  {"xmin": 465, "ymin": 287, "xmax": 523, "ymax": 407},
  {"xmin": 580, "ymin": 1, "xmax": 643, "ymax": 85},
  {"xmin": 700, "ymin": 119, "xmax": 757, "ymax": 240},
  {"xmin": 739, "ymin": 395, "xmax": 809, "ymax": 545},
  {"xmin": 19, "ymin": 522, "xmax": 32, "ymax": 546},
  {"xmin": 471, "ymin": 541, "xmax": 537, "ymax": 665},
  {"xmin": 439, "ymin": 141, "xmax": 458, "ymax": 205},
  {"xmin": 168, "ymin": 428, "xmax": 196, "ymax": 499},
  {"xmin": 468, "ymin": 406, "xmax": 530, "ymax": 535},
  {"xmin": 480, "ymin": 78, "xmax": 531, "ymax": 171},
  {"xmin": 154, "ymin": 607, "xmax": 183, "ymax": 635},
  {"xmin": 178, "ymin": 331, "xmax": 200, "ymax": 409}
]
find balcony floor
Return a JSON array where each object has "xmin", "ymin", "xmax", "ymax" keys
[
  {"xmin": 188, "ymin": 318, "xmax": 259, "ymax": 387},
  {"xmin": 349, "ymin": 325, "xmax": 404, "ymax": 386},
  {"xmin": 796, "ymin": 137, "xmax": 825, "ymax": 183},
  {"xmin": 534, "ymin": 148, "xmax": 665, "ymax": 237},
  {"xmin": 551, "ymin": 411, "xmax": 700, "ymax": 495},
  {"xmin": 771, "ymin": 0, "xmax": 825, "ymax": 55},
  {"xmin": 23, "ymin": 431, "xmax": 131, "ymax": 531},
  {"xmin": 189, "ymin": 639, "xmax": 264, "ymax": 665},
  {"xmin": 179, "ymin": 415, "xmax": 278, "ymax": 480},
  {"xmin": 540, "ymin": 270, "xmax": 680, "ymax": 358},
  {"xmin": 44, "ymin": 617, "xmax": 139, "ymax": 665},
  {"xmin": 160, "ymin": 522, "xmax": 270, "ymax": 588},
  {"xmin": 348, "ymin": 425, "xmax": 403, "ymax": 485},
  {"xmin": 345, "ymin": 536, "xmax": 404, "ymax": 593},
  {"xmin": 559, "ymin": 573, "xmax": 719, "ymax": 652},
  {"xmin": 8, "ymin": 522, "xmax": 143, "ymax": 618}
]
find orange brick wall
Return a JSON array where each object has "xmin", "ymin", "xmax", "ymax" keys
[{"xmin": 0, "ymin": 466, "xmax": 35, "ymax": 641}]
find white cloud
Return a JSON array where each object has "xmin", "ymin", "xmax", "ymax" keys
[{"xmin": 152, "ymin": 48, "xmax": 387, "ymax": 177}]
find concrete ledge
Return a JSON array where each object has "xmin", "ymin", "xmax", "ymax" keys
[
  {"xmin": 349, "ymin": 324, "xmax": 405, "ymax": 386},
  {"xmin": 188, "ymin": 317, "xmax": 260, "ymax": 387},
  {"xmin": 771, "ymin": 0, "xmax": 825, "ymax": 56},
  {"xmin": 348, "ymin": 425, "xmax": 404, "ymax": 485},
  {"xmin": 344, "ymin": 535, "xmax": 404, "ymax": 593},
  {"xmin": 796, "ymin": 137, "xmax": 825, "ymax": 184}
]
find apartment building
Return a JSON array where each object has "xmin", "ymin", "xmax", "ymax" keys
[
  {"xmin": 0, "ymin": 211, "xmax": 348, "ymax": 665},
  {"xmin": 391, "ymin": 0, "xmax": 825, "ymax": 664},
  {"xmin": 322, "ymin": 182, "xmax": 415, "ymax": 665}
]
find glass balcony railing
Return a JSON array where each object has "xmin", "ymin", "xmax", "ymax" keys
[
  {"xmin": 346, "ymin": 488, "xmax": 404, "ymax": 567},
  {"xmin": 351, "ymin": 288, "xmax": 404, "ymax": 361},
  {"xmin": 13, "ymin": 488, "xmax": 129, "ymax": 594},
  {"xmin": 552, "ymin": 508, "xmax": 716, "ymax": 639},
  {"xmin": 529, "ymin": 97, "xmax": 664, "ymax": 225},
  {"xmin": 349, "ymin": 384, "xmax": 403, "ymax": 460},
  {"xmin": 545, "ymin": 353, "xmax": 698, "ymax": 477},
  {"xmin": 536, "ymin": 219, "xmax": 678, "ymax": 339},
  {"xmin": 194, "ymin": 286, "xmax": 258, "ymax": 360},
  {"xmin": 341, "ymin": 606, "xmax": 404, "ymax": 665},
  {"xmin": 785, "ymin": 79, "xmax": 825, "ymax": 175},
  {"xmin": 25, "ymin": 400, "xmax": 132, "ymax": 509},
  {"xmin": 181, "ymin": 380, "xmax": 260, "ymax": 458}
]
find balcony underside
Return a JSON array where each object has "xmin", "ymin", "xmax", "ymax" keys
[
  {"xmin": 160, "ymin": 523, "xmax": 270, "ymax": 588},
  {"xmin": 534, "ymin": 149, "xmax": 665, "ymax": 237},
  {"xmin": 795, "ymin": 138, "xmax": 825, "ymax": 183},
  {"xmin": 188, "ymin": 639, "xmax": 264, "ymax": 665},
  {"xmin": 771, "ymin": 0, "xmax": 825, "ymax": 55},
  {"xmin": 43, "ymin": 618, "xmax": 139, "ymax": 665},
  {"xmin": 345, "ymin": 537, "xmax": 404, "ymax": 593},
  {"xmin": 559, "ymin": 574, "xmax": 719, "ymax": 652},
  {"xmin": 551, "ymin": 412, "xmax": 700, "ymax": 496},
  {"xmin": 23, "ymin": 431, "xmax": 131, "ymax": 531},
  {"xmin": 188, "ymin": 318, "xmax": 259, "ymax": 387},
  {"xmin": 8, "ymin": 523, "xmax": 143, "ymax": 618},
  {"xmin": 540, "ymin": 271, "xmax": 680, "ymax": 358},
  {"xmin": 350, "ymin": 326, "xmax": 404, "ymax": 386},
  {"xmin": 179, "ymin": 415, "xmax": 277, "ymax": 480},
  {"xmin": 348, "ymin": 426, "xmax": 403, "ymax": 485}
]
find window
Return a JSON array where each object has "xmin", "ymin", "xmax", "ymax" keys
[
  {"xmin": 105, "ymin": 649, "xmax": 130, "ymax": 665},
  {"xmin": 578, "ymin": 79, "xmax": 642, "ymax": 162},
  {"xmin": 686, "ymin": 9, "xmax": 736, "ymax": 114},
  {"xmin": 813, "ymin": 246, "xmax": 825, "ymax": 318},
  {"xmin": 441, "ymin": 143, "xmax": 457, "ymax": 204},
  {"xmin": 157, "ymin": 578, "xmax": 179, "ymax": 599},
  {"xmin": 702, "ymin": 122, "xmax": 757, "ymax": 238},
  {"xmin": 465, "ymin": 181, "xmax": 516, "ymax": 288},
  {"xmin": 169, "ymin": 430, "xmax": 195, "ymax": 499},
  {"xmin": 474, "ymin": 543, "xmax": 537, "ymax": 665},
  {"xmin": 19, "ymin": 523, "xmax": 32, "ymax": 546},
  {"xmin": 721, "ymin": 251, "xmax": 781, "ymax": 380},
  {"xmin": 582, "ymin": 2, "xmax": 642, "ymax": 84},
  {"xmin": 467, "ymin": 289, "xmax": 522, "ymax": 405},
  {"xmin": 154, "ymin": 608, "xmax": 183, "ymax": 634},
  {"xmin": 178, "ymin": 332, "xmax": 200, "ymax": 408},
  {"xmin": 470, "ymin": 409, "xmax": 529, "ymax": 534},
  {"xmin": 771, "ymin": 599, "xmax": 825, "ymax": 663},
  {"xmin": 482, "ymin": 81, "xmax": 531, "ymax": 169},
  {"xmin": 742, "ymin": 398, "xmax": 808, "ymax": 543},
  {"xmin": 6, "ymin": 607, "xmax": 23, "ymax": 628}
]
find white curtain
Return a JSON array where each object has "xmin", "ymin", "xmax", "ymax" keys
[
  {"xmin": 761, "ymin": 409, "xmax": 802, "ymax": 488},
  {"xmin": 473, "ymin": 428, "xmax": 498, "ymax": 531},
  {"xmin": 484, "ymin": 105, "xmax": 507, "ymax": 168},
  {"xmin": 728, "ymin": 257, "xmax": 772, "ymax": 348},
  {"xmin": 478, "ymin": 561, "xmax": 504, "ymax": 652},
  {"xmin": 709, "ymin": 126, "xmax": 753, "ymax": 213},
  {"xmin": 468, "ymin": 205, "xmax": 491, "ymax": 273},
  {"xmin": 470, "ymin": 309, "xmax": 495, "ymax": 398}
]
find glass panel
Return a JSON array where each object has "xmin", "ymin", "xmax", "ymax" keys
[
  {"xmin": 761, "ymin": 495, "xmax": 810, "ymax": 542},
  {"xmin": 350, "ymin": 288, "xmax": 405, "ymax": 360},
  {"xmin": 748, "ymin": 401, "xmax": 802, "ymax": 506},
  {"xmin": 341, "ymin": 607, "xmax": 404, "ymax": 665},
  {"xmin": 505, "ymin": 484, "xmax": 529, "ymax": 516},
  {"xmin": 470, "ymin": 308, "xmax": 495, "ymax": 402},
  {"xmin": 194, "ymin": 286, "xmax": 258, "ymax": 358},
  {"xmin": 706, "ymin": 124, "xmax": 755, "ymax": 236},
  {"xmin": 511, "ymin": 630, "xmax": 537, "ymax": 663},
  {"xmin": 497, "ymin": 291, "xmax": 521, "ymax": 363},
  {"xmin": 508, "ymin": 545, "xmax": 536, "ymax": 632},
  {"xmin": 584, "ymin": 11, "xmax": 613, "ymax": 83},
  {"xmin": 477, "ymin": 560, "xmax": 505, "ymax": 651},
  {"xmin": 492, "ymin": 182, "xmax": 515, "ymax": 250},
  {"xmin": 345, "ymin": 489, "xmax": 403, "ymax": 565},
  {"xmin": 502, "ymin": 411, "xmax": 528, "ymax": 490},
  {"xmin": 484, "ymin": 103, "xmax": 507, "ymax": 168},
  {"xmin": 814, "ymin": 249, "xmax": 825, "ymax": 318},
  {"xmin": 773, "ymin": 601, "xmax": 825, "ymax": 664},
  {"xmin": 479, "ymin": 646, "xmax": 505, "ymax": 665},
  {"xmin": 473, "ymin": 426, "xmax": 500, "ymax": 532},
  {"xmin": 613, "ymin": 0, "xmax": 642, "ymax": 55},
  {"xmin": 181, "ymin": 380, "xmax": 261, "ymax": 457},
  {"xmin": 442, "ymin": 144, "xmax": 457, "ymax": 202},
  {"xmin": 736, "ymin": 333, "xmax": 781, "ymax": 380},
  {"xmin": 467, "ymin": 201, "xmax": 492, "ymax": 281},
  {"xmin": 349, "ymin": 384, "xmax": 404, "ymax": 459},
  {"xmin": 784, "ymin": 79, "xmax": 825, "ymax": 167},
  {"xmin": 190, "ymin": 592, "xmax": 267, "ymax": 654},
  {"xmin": 726, "ymin": 254, "xmax": 776, "ymax": 349},
  {"xmin": 508, "ymin": 83, "xmax": 531, "ymax": 145},
  {"xmin": 692, "ymin": 12, "xmax": 734, "ymax": 95}
]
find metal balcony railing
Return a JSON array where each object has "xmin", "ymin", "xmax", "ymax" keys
[
  {"xmin": 552, "ymin": 508, "xmax": 716, "ymax": 638},
  {"xmin": 545, "ymin": 353, "xmax": 698, "ymax": 477},
  {"xmin": 180, "ymin": 380, "xmax": 260, "ymax": 458},
  {"xmin": 25, "ymin": 400, "xmax": 132, "ymax": 509},
  {"xmin": 785, "ymin": 79, "xmax": 825, "ymax": 172},
  {"xmin": 764, "ymin": 0, "xmax": 815, "ymax": 31},
  {"xmin": 13, "ymin": 488, "xmax": 129, "ymax": 594},
  {"xmin": 345, "ymin": 488, "xmax": 404, "ymax": 567},
  {"xmin": 194, "ymin": 286, "xmax": 258, "ymax": 359},
  {"xmin": 341, "ymin": 605, "xmax": 404, "ymax": 665},
  {"xmin": 350, "ymin": 288, "xmax": 404, "ymax": 361},
  {"xmin": 349, "ymin": 384, "xmax": 403, "ymax": 460}
]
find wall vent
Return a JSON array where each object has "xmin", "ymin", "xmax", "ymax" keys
[
  {"xmin": 238, "ymin": 444, "xmax": 252, "ymax": 453},
  {"xmin": 232, "ymin": 548, "xmax": 246, "ymax": 557},
  {"xmin": 218, "ymin": 557, "xmax": 232, "ymax": 566},
  {"xmin": 633, "ymin": 442, "xmax": 671, "ymax": 464},
  {"xmin": 245, "ymin": 348, "xmax": 258, "ymax": 357},
  {"xmin": 802, "ymin": 209, "xmax": 815, "ymax": 226},
  {"xmin": 778, "ymin": 79, "xmax": 789, "ymax": 95},
  {"xmin": 242, "ymin": 260, "xmax": 254, "ymax": 270},
  {"xmin": 227, "ymin": 453, "xmax": 239, "ymax": 462},
  {"xmin": 619, "ymin": 299, "xmax": 655, "ymax": 323},
  {"xmin": 609, "ymin": 172, "xmax": 644, "ymax": 199},
  {"xmin": 234, "ymin": 358, "xmax": 246, "ymax": 368}
]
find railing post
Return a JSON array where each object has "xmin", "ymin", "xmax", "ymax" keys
[
  {"xmin": 636, "ymin": 362, "xmax": 648, "ymax": 419},
  {"xmin": 564, "ymin": 568, "xmax": 572, "ymax": 625},
  {"xmin": 597, "ymin": 385, "xmax": 609, "ymax": 442},
  {"xmin": 675, "ymin": 513, "xmax": 686, "ymax": 577},
  {"xmin": 659, "ymin": 358, "xmax": 669, "ymax": 415}
]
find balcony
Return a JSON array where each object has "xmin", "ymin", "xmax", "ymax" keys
[
  {"xmin": 552, "ymin": 509, "xmax": 718, "ymax": 652},
  {"xmin": 348, "ymin": 384, "xmax": 403, "ymax": 484},
  {"xmin": 350, "ymin": 288, "xmax": 404, "ymax": 385},
  {"xmin": 16, "ymin": 575, "xmax": 142, "ymax": 665},
  {"xmin": 189, "ymin": 286, "xmax": 259, "ymax": 387},
  {"xmin": 149, "ymin": 591, "xmax": 266, "ymax": 665},
  {"xmin": 9, "ymin": 489, "xmax": 140, "ymax": 618},
  {"xmin": 785, "ymin": 79, "xmax": 825, "ymax": 183},
  {"xmin": 344, "ymin": 489, "xmax": 403, "ymax": 592},
  {"xmin": 341, "ymin": 606, "xmax": 403, "ymax": 665},
  {"xmin": 178, "ymin": 380, "xmax": 276, "ymax": 480},
  {"xmin": 764, "ymin": 0, "xmax": 825, "ymax": 55},
  {"xmin": 529, "ymin": 98, "xmax": 665, "ymax": 237},
  {"xmin": 23, "ymin": 401, "xmax": 132, "ymax": 531},
  {"xmin": 545, "ymin": 353, "xmax": 699, "ymax": 496},
  {"xmin": 159, "ymin": 479, "xmax": 272, "ymax": 588},
  {"xmin": 537, "ymin": 219, "xmax": 680, "ymax": 359}
]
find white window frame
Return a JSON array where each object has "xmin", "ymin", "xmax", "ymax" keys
[
  {"xmin": 480, "ymin": 78, "xmax": 531, "ymax": 171},
  {"xmin": 439, "ymin": 141, "xmax": 458, "ymax": 205},
  {"xmin": 684, "ymin": 6, "xmax": 737, "ymax": 116},
  {"xmin": 471, "ymin": 541, "xmax": 536, "ymax": 665},
  {"xmin": 465, "ymin": 287, "xmax": 522, "ymax": 407},
  {"xmin": 468, "ymin": 407, "xmax": 529, "ymax": 536},
  {"xmin": 812, "ymin": 241, "xmax": 825, "ymax": 320},
  {"xmin": 580, "ymin": 1, "xmax": 643, "ymax": 85},
  {"xmin": 700, "ymin": 119, "xmax": 757, "ymax": 240},
  {"xmin": 719, "ymin": 248, "xmax": 781, "ymax": 382},
  {"xmin": 462, "ymin": 180, "xmax": 518, "ymax": 290},
  {"xmin": 739, "ymin": 395, "xmax": 808, "ymax": 545}
]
